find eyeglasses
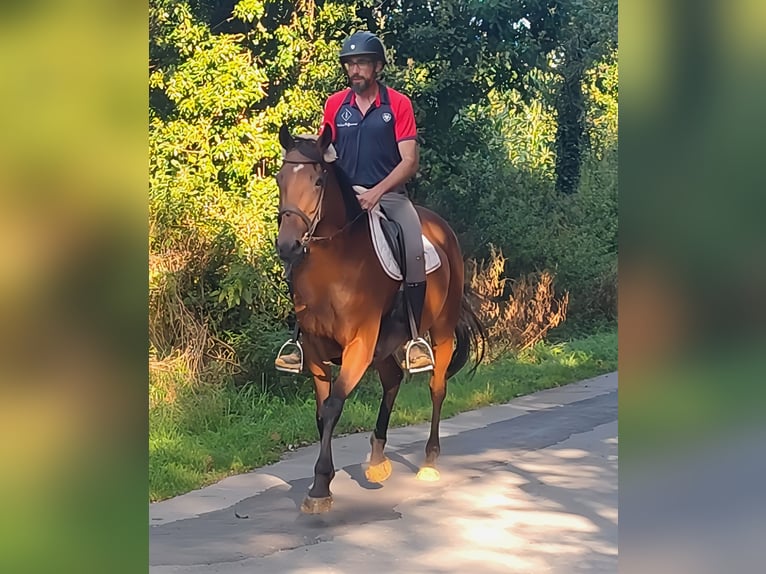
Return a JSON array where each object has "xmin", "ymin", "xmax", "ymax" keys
[{"xmin": 342, "ymin": 58, "xmax": 375, "ymax": 70}]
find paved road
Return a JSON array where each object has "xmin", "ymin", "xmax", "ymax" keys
[{"xmin": 151, "ymin": 372, "xmax": 618, "ymax": 573}]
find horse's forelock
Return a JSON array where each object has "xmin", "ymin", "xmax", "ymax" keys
[{"xmin": 292, "ymin": 136, "xmax": 324, "ymax": 164}]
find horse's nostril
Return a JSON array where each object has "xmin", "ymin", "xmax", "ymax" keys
[{"xmin": 276, "ymin": 238, "xmax": 303, "ymax": 263}]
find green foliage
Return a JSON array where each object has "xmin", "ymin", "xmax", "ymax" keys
[
  {"xmin": 545, "ymin": 0, "xmax": 617, "ymax": 193},
  {"xmin": 149, "ymin": 0, "xmax": 356, "ymax": 380},
  {"xmin": 379, "ymin": 0, "xmax": 534, "ymax": 144},
  {"xmin": 415, "ymin": 54, "xmax": 617, "ymax": 321},
  {"xmin": 583, "ymin": 49, "xmax": 618, "ymax": 161}
]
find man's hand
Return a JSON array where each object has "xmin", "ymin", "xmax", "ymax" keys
[{"xmin": 358, "ymin": 188, "xmax": 384, "ymax": 211}]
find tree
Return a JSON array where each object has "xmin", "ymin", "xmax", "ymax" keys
[
  {"xmin": 545, "ymin": 0, "xmax": 617, "ymax": 193},
  {"xmin": 366, "ymin": 0, "xmax": 616, "ymax": 194},
  {"xmin": 149, "ymin": 0, "xmax": 357, "ymax": 379}
]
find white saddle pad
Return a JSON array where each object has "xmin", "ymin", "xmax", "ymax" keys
[{"xmin": 354, "ymin": 186, "xmax": 441, "ymax": 281}]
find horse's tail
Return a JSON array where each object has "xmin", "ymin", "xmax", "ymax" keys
[{"xmin": 446, "ymin": 293, "xmax": 487, "ymax": 379}]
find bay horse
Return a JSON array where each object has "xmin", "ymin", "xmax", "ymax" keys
[{"xmin": 275, "ymin": 124, "xmax": 485, "ymax": 514}]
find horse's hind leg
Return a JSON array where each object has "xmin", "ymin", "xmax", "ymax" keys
[
  {"xmin": 366, "ymin": 356, "xmax": 403, "ymax": 483},
  {"xmin": 416, "ymin": 329, "xmax": 454, "ymax": 482}
]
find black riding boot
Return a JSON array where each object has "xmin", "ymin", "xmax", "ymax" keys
[
  {"xmin": 404, "ymin": 281, "xmax": 434, "ymax": 372},
  {"xmin": 406, "ymin": 281, "xmax": 427, "ymax": 334}
]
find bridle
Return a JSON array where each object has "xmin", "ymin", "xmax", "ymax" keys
[
  {"xmin": 277, "ymin": 155, "xmax": 366, "ymax": 251},
  {"xmin": 278, "ymin": 158, "xmax": 326, "ymax": 250}
]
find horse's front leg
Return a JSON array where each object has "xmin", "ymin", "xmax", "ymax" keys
[
  {"xmin": 301, "ymin": 334, "xmax": 376, "ymax": 514},
  {"xmin": 304, "ymin": 345, "xmax": 332, "ymax": 440}
]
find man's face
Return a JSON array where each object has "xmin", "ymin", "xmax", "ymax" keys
[{"xmin": 342, "ymin": 57, "xmax": 379, "ymax": 94}]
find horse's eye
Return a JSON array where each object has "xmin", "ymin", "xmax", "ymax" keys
[{"xmin": 315, "ymin": 176, "xmax": 324, "ymax": 188}]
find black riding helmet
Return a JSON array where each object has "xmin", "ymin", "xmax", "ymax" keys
[{"xmin": 339, "ymin": 31, "xmax": 387, "ymax": 66}]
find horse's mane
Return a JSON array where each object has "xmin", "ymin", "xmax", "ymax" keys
[{"xmin": 293, "ymin": 136, "xmax": 364, "ymax": 221}]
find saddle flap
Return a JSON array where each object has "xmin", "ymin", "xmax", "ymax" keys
[{"xmin": 353, "ymin": 186, "xmax": 441, "ymax": 281}]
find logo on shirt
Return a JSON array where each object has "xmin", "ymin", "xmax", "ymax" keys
[
  {"xmin": 341, "ymin": 108, "xmax": 353, "ymax": 122},
  {"xmin": 382, "ymin": 112, "xmax": 392, "ymax": 123}
]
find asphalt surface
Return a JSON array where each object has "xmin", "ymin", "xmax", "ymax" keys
[{"xmin": 151, "ymin": 372, "xmax": 618, "ymax": 573}]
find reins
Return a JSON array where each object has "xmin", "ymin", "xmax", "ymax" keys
[{"xmin": 309, "ymin": 210, "xmax": 366, "ymax": 242}]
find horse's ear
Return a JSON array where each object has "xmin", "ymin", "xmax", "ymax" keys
[
  {"xmin": 317, "ymin": 123, "xmax": 333, "ymax": 153},
  {"xmin": 279, "ymin": 124, "xmax": 294, "ymax": 153}
]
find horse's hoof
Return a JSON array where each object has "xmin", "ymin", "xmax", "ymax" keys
[
  {"xmin": 365, "ymin": 458, "xmax": 393, "ymax": 483},
  {"xmin": 416, "ymin": 466, "xmax": 441, "ymax": 482},
  {"xmin": 300, "ymin": 495, "xmax": 333, "ymax": 514}
]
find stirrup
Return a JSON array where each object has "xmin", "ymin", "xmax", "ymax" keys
[
  {"xmin": 275, "ymin": 339, "xmax": 303, "ymax": 374},
  {"xmin": 405, "ymin": 337, "xmax": 434, "ymax": 374}
]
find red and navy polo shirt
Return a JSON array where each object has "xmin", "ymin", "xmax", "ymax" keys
[{"xmin": 321, "ymin": 82, "xmax": 417, "ymax": 188}]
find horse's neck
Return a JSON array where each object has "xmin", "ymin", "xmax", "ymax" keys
[{"xmin": 318, "ymin": 173, "xmax": 354, "ymax": 232}]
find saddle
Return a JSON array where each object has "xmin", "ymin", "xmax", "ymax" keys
[{"xmin": 353, "ymin": 186, "xmax": 441, "ymax": 281}]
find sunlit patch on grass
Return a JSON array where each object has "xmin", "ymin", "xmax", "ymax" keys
[{"xmin": 559, "ymin": 350, "xmax": 589, "ymax": 368}]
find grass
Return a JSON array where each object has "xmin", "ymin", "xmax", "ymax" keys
[{"xmin": 149, "ymin": 329, "xmax": 617, "ymax": 501}]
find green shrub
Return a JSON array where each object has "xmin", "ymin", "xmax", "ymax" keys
[
  {"xmin": 414, "ymin": 56, "xmax": 617, "ymax": 325},
  {"xmin": 149, "ymin": 0, "xmax": 356, "ymax": 385}
]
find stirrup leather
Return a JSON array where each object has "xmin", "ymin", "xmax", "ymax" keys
[
  {"xmin": 405, "ymin": 337, "xmax": 434, "ymax": 373},
  {"xmin": 275, "ymin": 339, "xmax": 304, "ymax": 374}
]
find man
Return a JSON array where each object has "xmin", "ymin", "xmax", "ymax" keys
[{"xmin": 275, "ymin": 31, "xmax": 433, "ymax": 373}]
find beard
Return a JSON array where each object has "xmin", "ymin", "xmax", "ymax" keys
[{"xmin": 350, "ymin": 76, "xmax": 371, "ymax": 94}]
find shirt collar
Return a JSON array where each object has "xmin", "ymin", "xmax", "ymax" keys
[{"xmin": 350, "ymin": 83, "xmax": 382, "ymax": 108}]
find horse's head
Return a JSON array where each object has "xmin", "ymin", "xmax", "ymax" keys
[{"xmin": 275, "ymin": 124, "xmax": 334, "ymax": 264}]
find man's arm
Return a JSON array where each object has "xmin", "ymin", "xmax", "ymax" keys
[{"xmin": 358, "ymin": 139, "xmax": 419, "ymax": 210}]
